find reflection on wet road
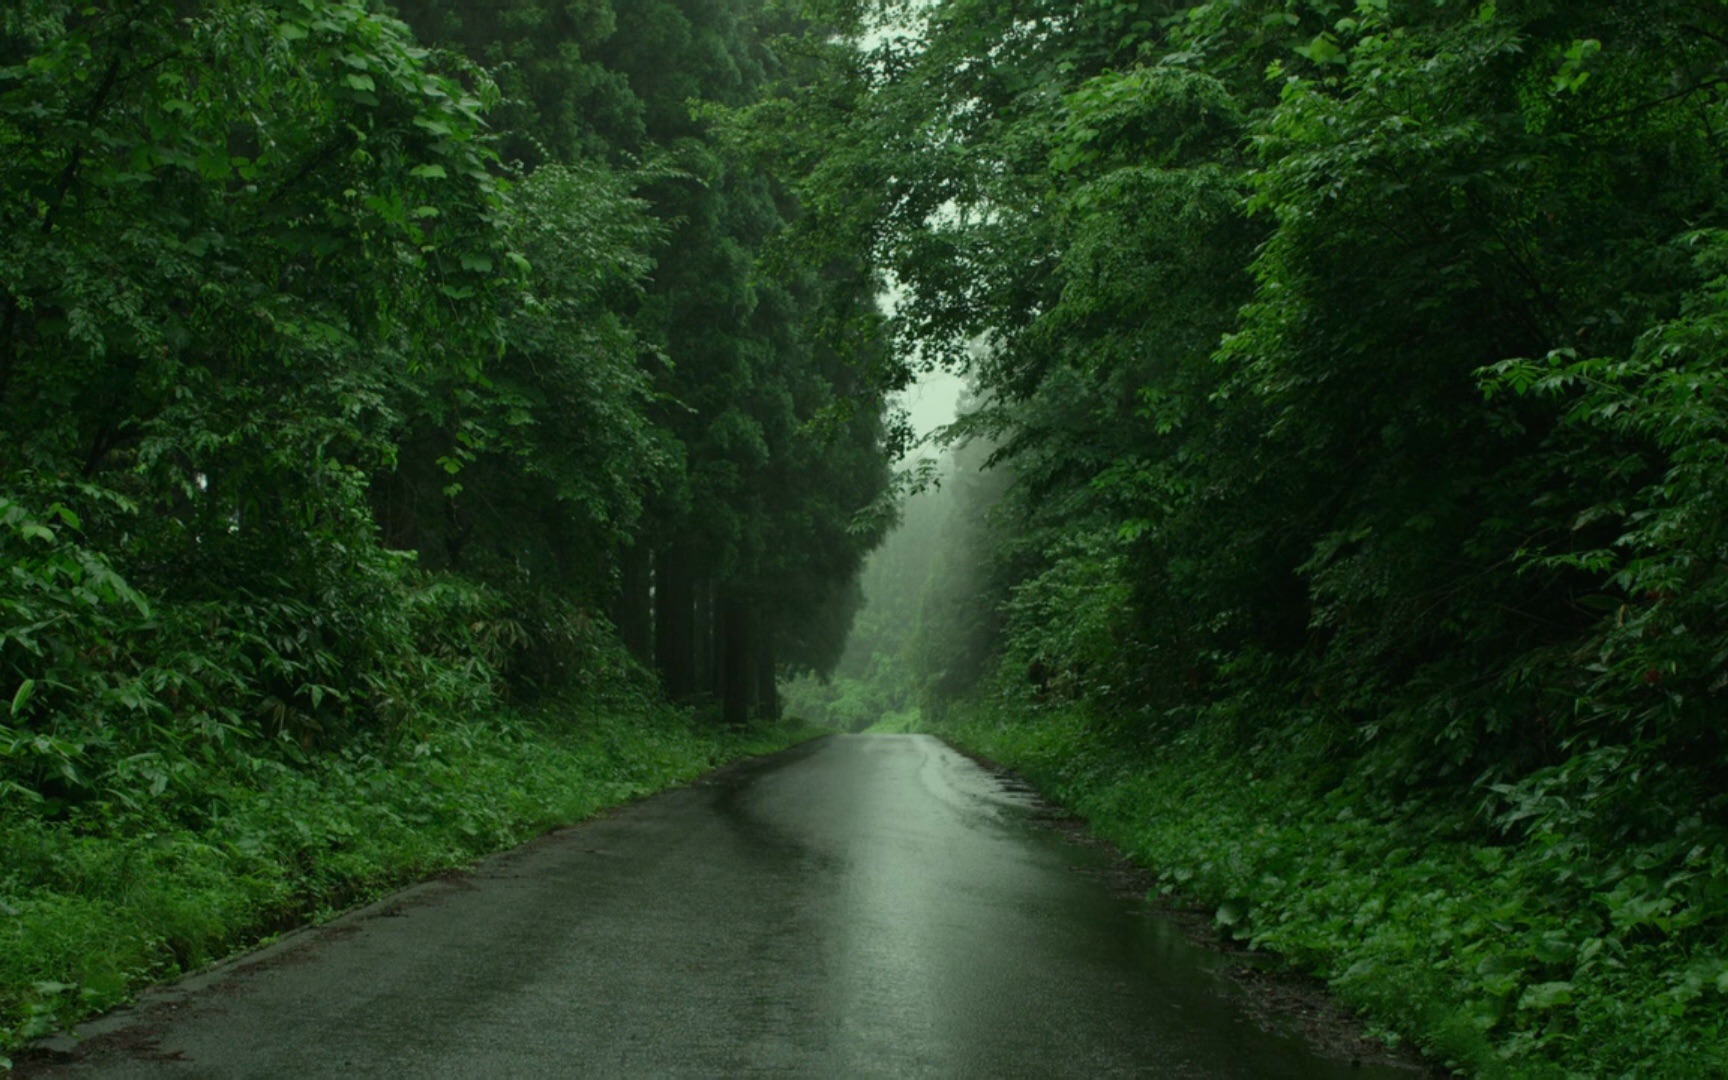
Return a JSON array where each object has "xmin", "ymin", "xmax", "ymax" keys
[{"xmin": 41, "ymin": 735, "xmax": 1413, "ymax": 1077}]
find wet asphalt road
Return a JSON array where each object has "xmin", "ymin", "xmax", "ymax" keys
[{"xmin": 35, "ymin": 734, "xmax": 1410, "ymax": 1078}]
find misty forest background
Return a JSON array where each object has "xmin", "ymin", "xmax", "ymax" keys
[{"xmin": 4, "ymin": 0, "xmax": 1728, "ymax": 1075}]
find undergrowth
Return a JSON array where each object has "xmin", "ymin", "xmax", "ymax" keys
[
  {"xmin": 0, "ymin": 704, "xmax": 816, "ymax": 1061},
  {"xmin": 931, "ymin": 701, "xmax": 1728, "ymax": 1078}
]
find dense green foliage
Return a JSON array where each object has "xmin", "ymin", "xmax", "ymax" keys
[
  {"xmin": 0, "ymin": 0, "xmax": 895, "ymax": 1054},
  {"xmin": 13, "ymin": 0, "xmax": 1728, "ymax": 1069},
  {"xmin": 773, "ymin": 0, "xmax": 1728, "ymax": 1072}
]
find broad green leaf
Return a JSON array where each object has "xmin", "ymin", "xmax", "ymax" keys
[
  {"xmin": 10, "ymin": 679, "xmax": 34, "ymax": 716},
  {"xmin": 1519, "ymin": 982, "xmax": 1575, "ymax": 1011},
  {"xmin": 1294, "ymin": 34, "xmax": 1345, "ymax": 65}
]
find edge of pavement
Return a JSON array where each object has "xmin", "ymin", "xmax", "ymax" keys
[{"xmin": 15, "ymin": 733, "xmax": 836, "ymax": 1071}]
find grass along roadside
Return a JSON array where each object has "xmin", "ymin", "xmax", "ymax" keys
[
  {"xmin": 923, "ymin": 701, "xmax": 1727, "ymax": 1078},
  {"xmin": 0, "ymin": 704, "xmax": 819, "ymax": 1063}
]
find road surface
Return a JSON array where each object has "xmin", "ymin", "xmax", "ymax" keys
[{"xmin": 29, "ymin": 734, "xmax": 1414, "ymax": 1077}]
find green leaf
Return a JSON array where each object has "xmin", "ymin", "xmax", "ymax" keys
[
  {"xmin": 10, "ymin": 679, "xmax": 34, "ymax": 716},
  {"xmin": 1294, "ymin": 34, "xmax": 1345, "ymax": 65},
  {"xmin": 1518, "ymin": 982, "xmax": 1575, "ymax": 1011},
  {"xmin": 1215, "ymin": 898, "xmax": 1249, "ymax": 927},
  {"xmin": 411, "ymin": 164, "xmax": 447, "ymax": 180}
]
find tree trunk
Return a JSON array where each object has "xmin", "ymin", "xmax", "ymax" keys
[
  {"xmin": 612, "ymin": 544, "xmax": 653, "ymax": 666},
  {"xmin": 654, "ymin": 547, "xmax": 696, "ymax": 699},
  {"xmin": 754, "ymin": 633, "xmax": 779, "ymax": 721},
  {"xmin": 719, "ymin": 592, "xmax": 753, "ymax": 727},
  {"xmin": 694, "ymin": 578, "xmax": 716, "ymax": 698}
]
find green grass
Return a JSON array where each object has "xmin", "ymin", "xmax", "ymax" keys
[
  {"xmin": 930, "ymin": 701, "xmax": 1728, "ymax": 1079},
  {"xmin": 0, "ymin": 704, "xmax": 818, "ymax": 1059}
]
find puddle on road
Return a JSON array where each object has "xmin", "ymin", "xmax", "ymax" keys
[{"xmin": 879, "ymin": 734, "xmax": 1428, "ymax": 1078}]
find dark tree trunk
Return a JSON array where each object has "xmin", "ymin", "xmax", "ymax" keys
[
  {"xmin": 0, "ymin": 294, "xmax": 17, "ymax": 405},
  {"xmin": 754, "ymin": 633, "xmax": 779, "ymax": 721},
  {"xmin": 694, "ymin": 578, "xmax": 716, "ymax": 697},
  {"xmin": 654, "ymin": 546, "xmax": 697, "ymax": 699},
  {"xmin": 719, "ymin": 592, "xmax": 753, "ymax": 727},
  {"xmin": 612, "ymin": 544, "xmax": 653, "ymax": 666},
  {"xmin": 372, "ymin": 469, "xmax": 418, "ymax": 554}
]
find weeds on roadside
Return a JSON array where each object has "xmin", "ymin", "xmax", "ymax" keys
[{"xmin": 934, "ymin": 701, "xmax": 1728, "ymax": 1077}]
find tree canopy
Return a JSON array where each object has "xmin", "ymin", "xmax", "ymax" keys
[
  {"xmin": 0, "ymin": 0, "xmax": 897, "ymax": 821},
  {"xmin": 766, "ymin": 0, "xmax": 1728, "ymax": 1070}
]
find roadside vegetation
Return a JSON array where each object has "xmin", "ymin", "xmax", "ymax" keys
[
  {"xmin": 2, "ymin": 682, "xmax": 816, "ymax": 1056},
  {"xmin": 927, "ymin": 703, "xmax": 1722, "ymax": 1076},
  {"xmin": 772, "ymin": 0, "xmax": 1728, "ymax": 1074},
  {"xmin": 1, "ymin": 0, "xmax": 890, "ymax": 1060}
]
